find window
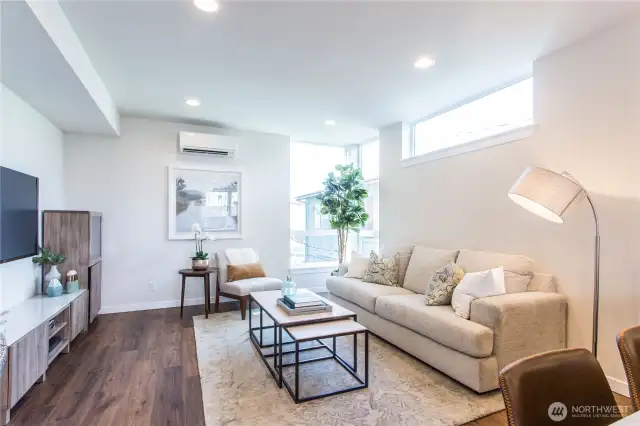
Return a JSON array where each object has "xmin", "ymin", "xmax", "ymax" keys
[
  {"xmin": 289, "ymin": 140, "xmax": 380, "ymax": 267},
  {"xmin": 412, "ymin": 78, "xmax": 533, "ymax": 158},
  {"xmin": 290, "ymin": 142, "xmax": 346, "ymax": 267},
  {"xmin": 357, "ymin": 140, "xmax": 379, "ymax": 254}
]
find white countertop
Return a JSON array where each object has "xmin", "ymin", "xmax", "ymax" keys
[{"xmin": 3, "ymin": 290, "xmax": 87, "ymax": 346}]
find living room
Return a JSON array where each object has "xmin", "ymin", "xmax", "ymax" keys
[{"xmin": 1, "ymin": 1, "xmax": 639, "ymax": 425}]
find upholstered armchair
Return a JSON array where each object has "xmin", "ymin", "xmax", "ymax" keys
[{"xmin": 215, "ymin": 248, "xmax": 283, "ymax": 319}]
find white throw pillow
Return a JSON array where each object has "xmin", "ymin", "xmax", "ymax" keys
[
  {"xmin": 344, "ymin": 251, "xmax": 370, "ymax": 279},
  {"xmin": 451, "ymin": 267, "xmax": 506, "ymax": 319}
]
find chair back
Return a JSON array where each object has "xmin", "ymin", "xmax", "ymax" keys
[
  {"xmin": 499, "ymin": 348, "xmax": 621, "ymax": 426},
  {"xmin": 618, "ymin": 325, "xmax": 640, "ymax": 411},
  {"xmin": 216, "ymin": 248, "xmax": 259, "ymax": 285}
]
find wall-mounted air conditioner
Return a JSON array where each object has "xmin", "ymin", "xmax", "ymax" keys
[{"xmin": 178, "ymin": 131, "xmax": 238, "ymax": 158}]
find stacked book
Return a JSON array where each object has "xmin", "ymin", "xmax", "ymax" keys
[{"xmin": 277, "ymin": 289, "xmax": 332, "ymax": 316}]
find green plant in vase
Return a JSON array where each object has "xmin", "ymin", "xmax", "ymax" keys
[
  {"xmin": 318, "ymin": 164, "xmax": 369, "ymax": 265},
  {"xmin": 33, "ymin": 247, "xmax": 66, "ymax": 297}
]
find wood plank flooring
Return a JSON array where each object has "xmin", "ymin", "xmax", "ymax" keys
[{"xmin": 8, "ymin": 303, "xmax": 631, "ymax": 425}]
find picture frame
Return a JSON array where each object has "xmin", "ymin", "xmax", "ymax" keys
[{"xmin": 168, "ymin": 166, "xmax": 242, "ymax": 240}]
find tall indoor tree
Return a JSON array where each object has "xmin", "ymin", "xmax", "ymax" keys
[{"xmin": 318, "ymin": 164, "xmax": 369, "ymax": 264}]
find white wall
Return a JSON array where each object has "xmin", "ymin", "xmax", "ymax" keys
[
  {"xmin": 0, "ymin": 84, "xmax": 65, "ymax": 311},
  {"xmin": 63, "ymin": 117, "xmax": 290, "ymax": 313},
  {"xmin": 380, "ymin": 17, "xmax": 640, "ymax": 390}
]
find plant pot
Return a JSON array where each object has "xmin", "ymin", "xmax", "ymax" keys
[
  {"xmin": 44, "ymin": 265, "xmax": 62, "ymax": 287},
  {"xmin": 192, "ymin": 258, "xmax": 209, "ymax": 271},
  {"xmin": 46, "ymin": 278, "xmax": 63, "ymax": 297}
]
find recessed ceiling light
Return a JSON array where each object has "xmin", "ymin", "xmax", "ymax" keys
[
  {"xmin": 324, "ymin": 120, "xmax": 336, "ymax": 126},
  {"xmin": 414, "ymin": 56, "xmax": 435, "ymax": 69},
  {"xmin": 194, "ymin": 0, "xmax": 219, "ymax": 13},
  {"xmin": 185, "ymin": 98, "xmax": 201, "ymax": 107}
]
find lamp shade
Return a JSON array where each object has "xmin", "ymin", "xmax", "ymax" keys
[{"xmin": 508, "ymin": 166, "xmax": 584, "ymax": 223}]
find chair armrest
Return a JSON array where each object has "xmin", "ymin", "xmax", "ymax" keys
[
  {"xmin": 470, "ymin": 292, "xmax": 568, "ymax": 369},
  {"xmin": 337, "ymin": 263, "xmax": 349, "ymax": 276}
]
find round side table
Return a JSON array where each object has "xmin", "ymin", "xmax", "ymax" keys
[{"xmin": 178, "ymin": 268, "xmax": 218, "ymax": 319}]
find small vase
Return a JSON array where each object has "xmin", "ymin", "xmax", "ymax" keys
[
  {"xmin": 46, "ymin": 278, "xmax": 63, "ymax": 297},
  {"xmin": 44, "ymin": 265, "xmax": 62, "ymax": 286},
  {"xmin": 192, "ymin": 258, "xmax": 209, "ymax": 271}
]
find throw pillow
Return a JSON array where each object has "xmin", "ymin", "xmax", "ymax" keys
[
  {"xmin": 227, "ymin": 263, "xmax": 266, "ymax": 282},
  {"xmin": 363, "ymin": 251, "xmax": 399, "ymax": 286},
  {"xmin": 424, "ymin": 262, "xmax": 465, "ymax": 306},
  {"xmin": 451, "ymin": 267, "xmax": 506, "ymax": 319},
  {"xmin": 344, "ymin": 251, "xmax": 370, "ymax": 279},
  {"xmin": 380, "ymin": 245, "xmax": 414, "ymax": 287}
]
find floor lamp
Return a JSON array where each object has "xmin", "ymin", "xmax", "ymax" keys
[{"xmin": 508, "ymin": 166, "xmax": 600, "ymax": 357}]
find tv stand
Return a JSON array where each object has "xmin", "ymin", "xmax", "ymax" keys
[{"xmin": 0, "ymin": 290, "xmax": 88, "ymax": 425}]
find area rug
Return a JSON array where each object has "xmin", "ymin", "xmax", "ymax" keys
[{"xmin": 193, "ymin": 311, "xmax": 504, "ymax": 426}]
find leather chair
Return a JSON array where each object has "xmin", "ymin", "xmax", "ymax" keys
[
  {"xmin": 617, "ymin": 326, "xmax": 640, "ymax": 411},
  {"xmin": 215, "ymin": 248, "xmax": 283, "ymax": 320},
  {"xmin": 499, "ymin": 348, "xmax": 622, "ymax": 426}
]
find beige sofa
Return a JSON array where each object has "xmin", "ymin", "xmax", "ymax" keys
[{"xmin": 326, "ymin": 246, "xmax": 568, "ymax": 392}]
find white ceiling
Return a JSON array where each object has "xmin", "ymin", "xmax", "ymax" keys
[{"xmin": 58, "ymin": 0, "xmax": 639, "ymax": 144}]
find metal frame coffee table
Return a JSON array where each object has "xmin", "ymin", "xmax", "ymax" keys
[{"xmin": 248, "ymin": 290, "xmax": 369, "ymax": 403}]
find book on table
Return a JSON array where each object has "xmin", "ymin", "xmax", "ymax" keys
[{"xmin": 283, "ymin": 289, "xmax": 323, "ymax": 308}]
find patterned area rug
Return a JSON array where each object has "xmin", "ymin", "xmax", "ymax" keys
[{"xmin": 193, "ymin": 311, "xmax": 504, "ymax": 426}]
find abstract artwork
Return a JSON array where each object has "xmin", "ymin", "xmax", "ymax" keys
[{"xmin": 168, "ymin": 166, "xmax": 242, "ymax": 240}]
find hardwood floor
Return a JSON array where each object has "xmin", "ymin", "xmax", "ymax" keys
[{"xmin": 8, "ymin": 304, "xmax": 631, "ymax": 426}]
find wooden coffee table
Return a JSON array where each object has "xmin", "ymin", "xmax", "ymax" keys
[{"xmin": 248, "ymin": 290, "xmax": 369, "ymax": 403}]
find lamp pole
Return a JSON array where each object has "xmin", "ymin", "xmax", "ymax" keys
[{"xmin": 563, "ymin": 172, "xmax": 600, "ymax": 358}]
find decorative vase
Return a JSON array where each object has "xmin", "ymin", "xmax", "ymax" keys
[
  {"xmin": 192, "ymin": 258, "xmax": 209, "ymax": 271},
  {"xmin": 65, "ymin": 270, "xmax": 80, "ymax": 293},
  {"xmin": 46, "ymin": 278, "xmax": 63, "ymax": 297},
  {"xmin": 44, "ymin": 265, "xmax": 62, "ymax": 286}
]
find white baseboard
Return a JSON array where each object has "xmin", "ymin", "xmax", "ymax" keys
[
  {"xmin": 607, "ymin": 375, "xmax": 630, "ymax": 398},
  {"xmin": 99, "ymin": 288, "xmax": 328, "ymax": 315},
  {"xmin": 98, "ymin": 296, "xmax": 238, "ymax": 315}
]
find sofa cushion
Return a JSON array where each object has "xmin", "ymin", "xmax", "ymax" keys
[
  {"xmin": 402, "ymin": 246, "xmax": 459, "ymax": 294},
  {"xmin": 456, "ymin": 249, "xmax": 533, "ymax": 276},
  {"xmin": 380, "ymin": 245, "xmax": 414, "ymax": 287},
  {"xmin": 375, "ymin": 294, "xmax": 494, "ymax": 357},
  {"xmin": 220, "ymin": 277, "xmax": 283, "ymax": 296},
  {"xmin": 457, "ymin": 249, "xmax": 534, "ymax": 293},
  {"xmin": 326, "ymin": 277, "xmax": 413, "ymax": 313}
]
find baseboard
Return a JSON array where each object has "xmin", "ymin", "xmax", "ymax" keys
[
  {"xmin": 99, "ymin": 297, "xmax": 236, "ymax": 315},
  {"xmin": 607, "ymin": 375, "xmax": 630, "ymax": 398}
]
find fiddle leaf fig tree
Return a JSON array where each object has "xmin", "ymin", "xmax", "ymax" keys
[{"xmin": 318, "ymin": 164, "xmax": 369, "ymax": 264}]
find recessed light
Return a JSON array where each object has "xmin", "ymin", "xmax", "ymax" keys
[
  {"xmin": 414, "ymin": 56, "xmax": 435, "ymax": 69},
  {"xmin": 194, "ymin": 0, "xmax": 219, "ymax": 13},
  {"xmin": 185, "ymin": 98, "xmax": 201, "ymax": 107},
  {"xmin": 324, "ymin": 120, "xmax": 336, "ymax": 126}
]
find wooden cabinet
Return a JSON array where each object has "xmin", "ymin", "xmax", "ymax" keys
[
  {"xmin": 8, "ymin": 324, "xmax": 47, "ymax": 407},
  {"xmin": 43, "ymin": 211, "xmax": 102, "ymax": 324},
  {"xmin": 71, "ymin": 290, "xmax": 89, "ymax": 340},
  {"xmin": 89, "ymin": 262, "xmax": 101, "ymax": 324}
]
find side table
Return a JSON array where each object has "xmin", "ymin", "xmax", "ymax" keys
[{"xmin": 179, "ymin": 268, "xmax": 218, "ymax": 319}]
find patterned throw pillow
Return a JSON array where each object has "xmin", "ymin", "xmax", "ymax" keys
[
  {"xmin": 424, "ymin": 262, "xmax": 465, "ymax": 306},
  {"xmin": 363, "ymin": 251, "xmax": 399, "ymax": 286}
]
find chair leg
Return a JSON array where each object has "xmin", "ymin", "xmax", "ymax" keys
[
  {"xmin": 240, "ymin": 296, "xmax": 248, "ymax": 320},
  {"xmin": 214, "ymin": 277, "xmax": 220, "ymax": 313}
]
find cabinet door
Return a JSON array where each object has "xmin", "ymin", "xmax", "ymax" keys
[
  {"xmin": 71, "ymin": 291, "xmax": 89, "ymax": 340},
  {"xmin": 89, "ymin": 262, "xmax": 102, "ymax": 323},
  {"xmin": 9, "ymin": 324, "xmax": 47, "ymax": 407}
]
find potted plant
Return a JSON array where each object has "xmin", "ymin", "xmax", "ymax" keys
[
  {"xmin": 32, "ymin": 247, "xmax": 66, "ymax": 297},
  {"xmin": 318, "ymin": 164, "xmax": 369, "ymax": 265},
  {"xmin": 191, "ymin": 223, "xmax": 213, "ymax": 270}
]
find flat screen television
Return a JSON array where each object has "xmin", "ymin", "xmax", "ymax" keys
[{"xmin": 0, "ymin": 167, "xmax": 39, "ymax": 264}]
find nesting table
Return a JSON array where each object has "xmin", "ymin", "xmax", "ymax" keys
[{"xmin": 248, "ymin": 290, "xmax": 369, "ymax": 403}]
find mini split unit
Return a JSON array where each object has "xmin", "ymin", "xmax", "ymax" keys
[{"xmin": 178, "ymin": 131, "xmax": 238, "ymax": 158}]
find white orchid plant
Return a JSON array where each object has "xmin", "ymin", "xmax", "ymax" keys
[{"xmin": 191, "ymin": 223, "xmax": 213, "ymax": 260}]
